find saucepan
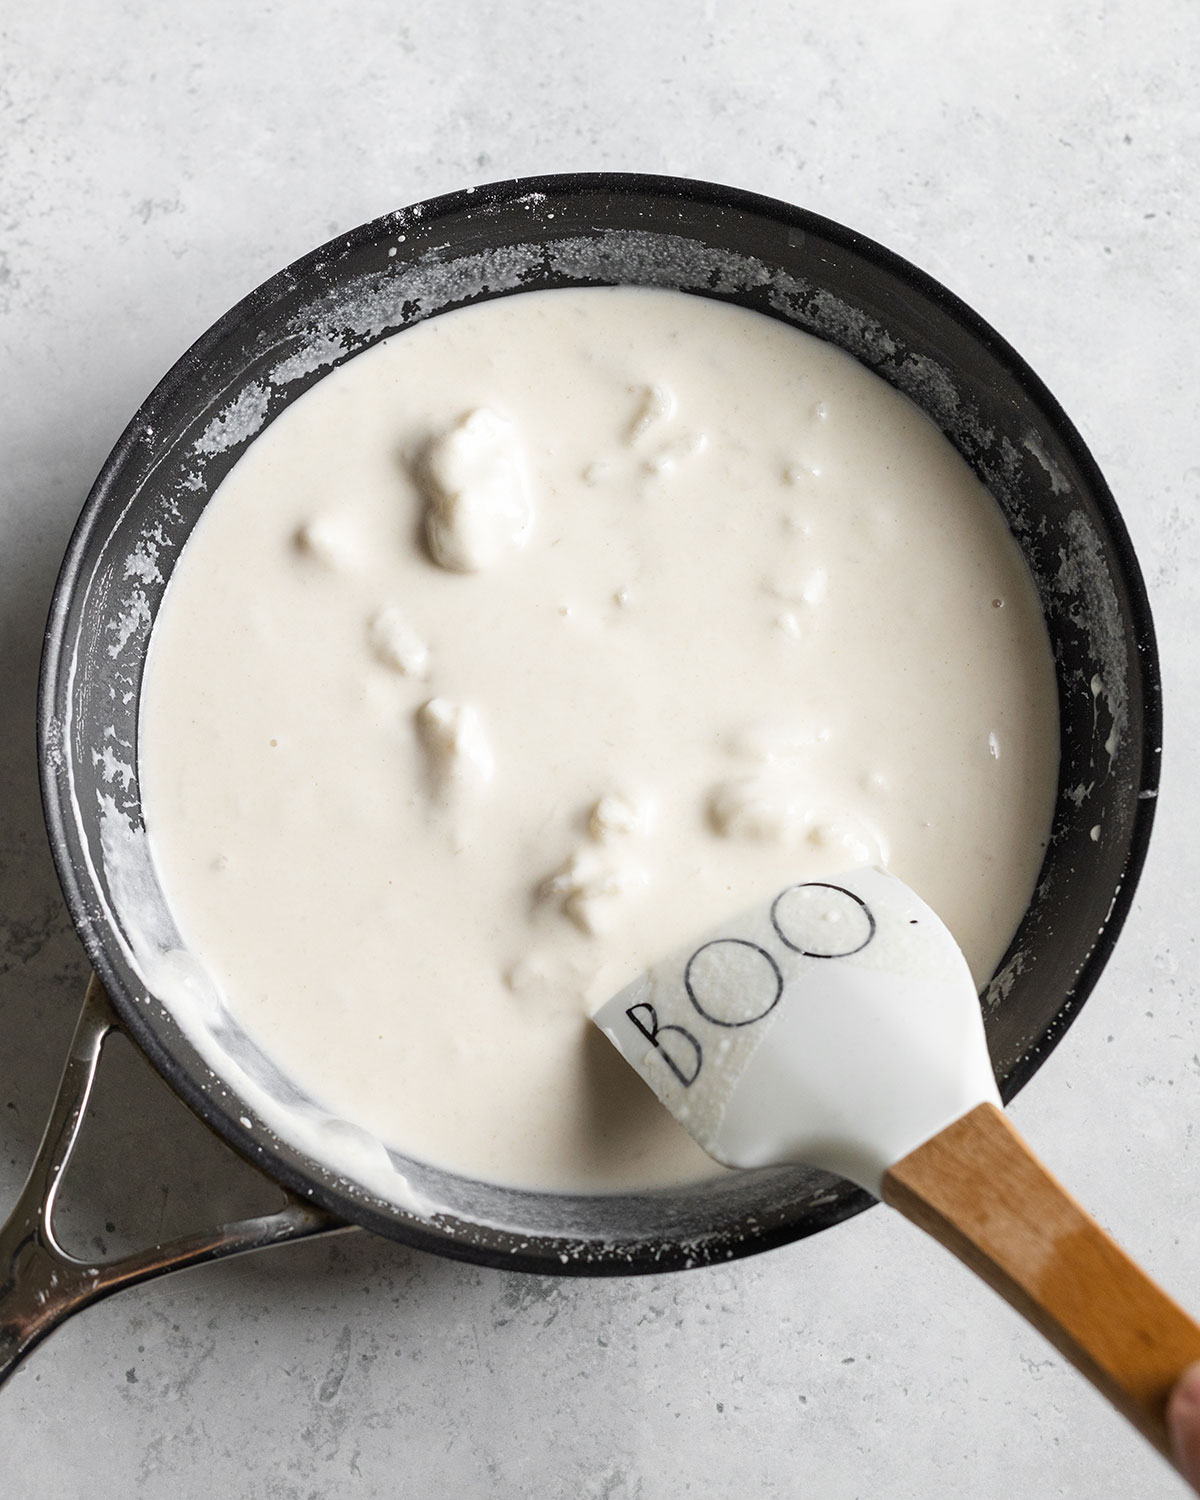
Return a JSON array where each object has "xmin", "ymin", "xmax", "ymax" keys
[{"xmin": 1, "ymin": 173, "xmax": 1160, "ymax": 1385}]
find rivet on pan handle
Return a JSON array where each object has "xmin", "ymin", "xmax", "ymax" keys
[{"xmin": 0, "ymin": 974, "xmax": 346, "ymax": 1388}]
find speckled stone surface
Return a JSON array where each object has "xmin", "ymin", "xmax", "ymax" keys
[{"xmin": 2, "ymin": 2, "xmax": 1199, "ymax": 1494}]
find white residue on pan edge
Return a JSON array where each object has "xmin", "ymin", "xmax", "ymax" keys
[
  {"xmin": 106, "ymin": 588, "xmax": 151, "ymax": 659},
  {"xmin": 269, "ymin": 332, "xmax": 349, "ymax": 386},
  {"xmin": 1057, "ymin": 508, "xmax": 1129, "ymax": 769},
  {"xmin": 155, "ymin": 219, "xmax": 1106, "ymax": 537},
  {"xmin": 43, "ymin": 712, "xmax": 64, "ymax": 772},
  {"xmin": 123, "ymin": 541, "xmax": 162, "ymax": 585},
  {"xmin": 91, "ymin": 744, "xmax": 134, "ymax": 791},
  {"xmin": 72, "ymin": 207, "xmax": 1132, "ymax": 1218},
  {"xmin": 194, "ymin": 381, "xmax": 271, "ymax": 456},
  {"xmin": 982, "ymin": 947, "xmax": 1028, "ymax": 1014},
  {"xmin": 1024, "ymin": 430, "xmax": 1072, "ymax": 496}
]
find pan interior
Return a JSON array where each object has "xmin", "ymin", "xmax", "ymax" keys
[{"xmin": 39, "ymin": 178, "xmax": 1158, "ymax": 1274}]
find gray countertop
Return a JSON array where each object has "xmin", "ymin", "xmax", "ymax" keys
[{"xmin": 2, "ymin": 2, "xmax": 1198, "ymax": 1494}]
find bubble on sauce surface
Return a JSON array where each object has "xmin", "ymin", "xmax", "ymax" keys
[
  {"xmin": 708, "ymin": 774, "xmax": 886, "ymax": 867},
  {"xmin": 367, "ymin": 605, "xmax": 430, "ymax": 677},
  {"xmin": 294, "ymin": 514, "xmax": 362, "ymax": 572},
  {"xmin": 806, "ymin": 816, "xmax": 887, "ymax": 866},
  {"xmin": 643, "ymin": 432, "xmax": 707, "ymax": 476},
  {"xmin": 707, "ymin": 775, "xmax": 807, "ymax": 843},
  {"xmin": 628, "ymin": 382, "xmax": 676, "ymax": 441},
  {"xmin": 419, "ymin": 407, "xmax": 533, "ymax": 572},
  {"xmin": 774, "ymin": 611, "xmax": 802, "ymax": 638},
  {"xmin": 540, "ymin": 848, "xmax": 650, "ymax": 935},
  {"xmin": 414, "ymin": 698, "xmax": 494, "ymax": 796},
  {"xmin": 588, "ymin": 791, "xmax": 651, "ymax": 842},
  {"xmin": 765, "ymin": 568, "xmax": 828, "ymax": 608}
]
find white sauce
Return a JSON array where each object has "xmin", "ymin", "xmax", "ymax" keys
[{"xmin": 138, "ymin": 287, "xmax": 1059, "ymax": 1195}]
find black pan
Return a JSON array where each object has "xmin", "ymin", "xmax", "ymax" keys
[{"xmin": 8, "ymin": 176, "xmax": 1159, "ymax": 1364}]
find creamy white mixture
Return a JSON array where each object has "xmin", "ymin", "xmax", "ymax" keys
[{"xmin": 139, "ymin": 287, "xmax": 1059, "ymax": 1194}]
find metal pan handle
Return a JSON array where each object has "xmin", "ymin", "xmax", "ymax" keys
[{"xmin": 0, "ymin": 975, "xmax": 345, "ymax": 1388}]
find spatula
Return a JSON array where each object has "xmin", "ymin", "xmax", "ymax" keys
[{"xmin": 593, "ymin": 866, "xmax": 1200, "ymax": 1465}]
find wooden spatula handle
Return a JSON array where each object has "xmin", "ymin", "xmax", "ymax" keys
[{"xmin": 882, "ymin": 1101, "xmax": 1200, "ymax": 1460}]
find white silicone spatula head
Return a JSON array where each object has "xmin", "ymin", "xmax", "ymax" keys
[
  {"xmin": 593, "ymin": 865, "xmax": 1000, "ymax": 1193},
  {"xmin": 593, "ymin": 865, "xmax": 1200, "ymax": 1469}
]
